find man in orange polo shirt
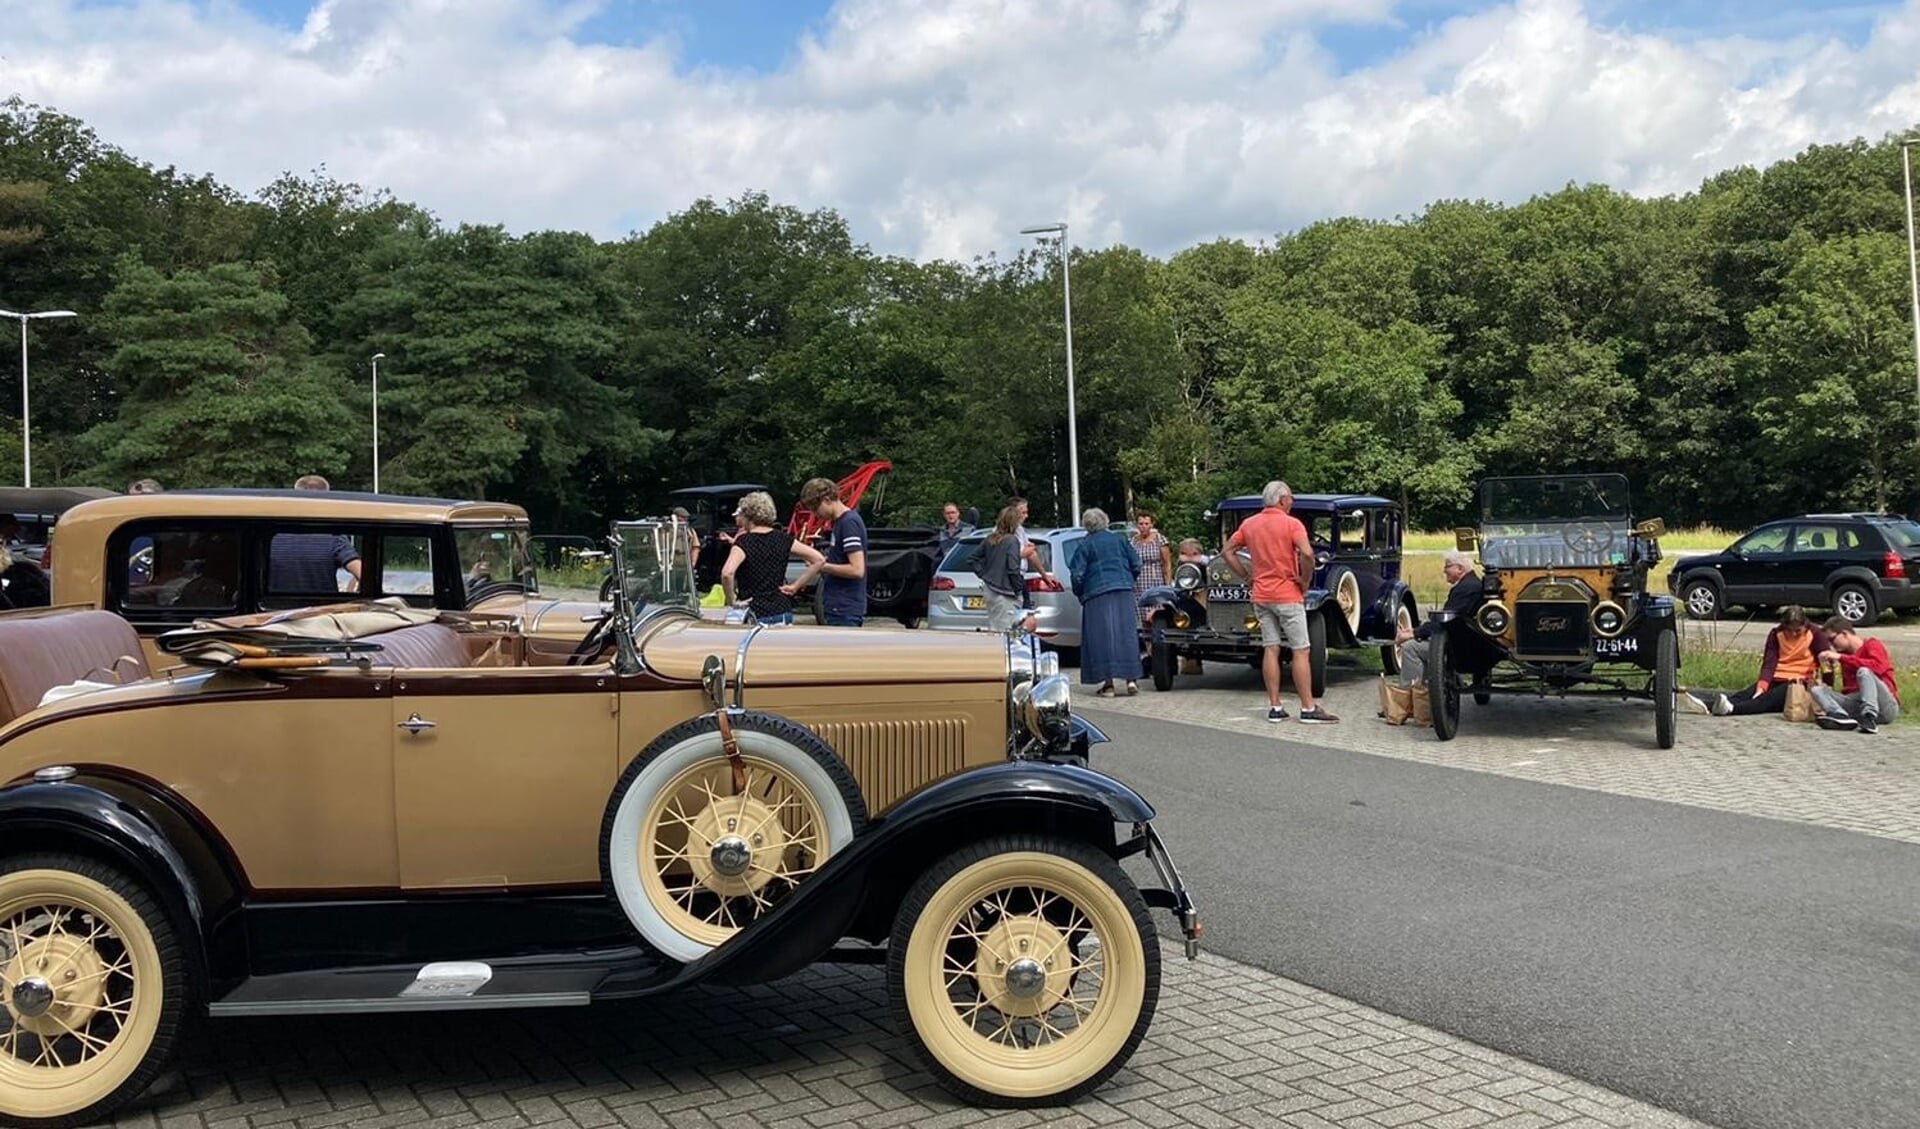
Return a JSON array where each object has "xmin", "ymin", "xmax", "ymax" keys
[{"xmin": 1225, "ymin": 480, "xmax": 1338, "ymax": 724}]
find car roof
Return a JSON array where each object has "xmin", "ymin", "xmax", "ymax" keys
[
  {"xmin": 0, "ymin": 486, "xmax": 117, "ymax": 519},
  {"xmin": 1790, "ymin": 512, "xmax": 1911, "ymax": 522},
  {"xmin": 1217, "ymin": 493, "xmax": 1396, "ymax": 512},
  {"xmin": 57, "ymin": 489, "xmax": 531, "ymax": 531},
  {"xmin": 668, "ymin": 484, "xmax": 768, "ymax": 498}
]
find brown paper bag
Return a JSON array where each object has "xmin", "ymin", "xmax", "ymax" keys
[
  {"xmin": 1784, "ymin": 681, "xmax": 1816, "ymax": 723},
  {"xmin": 1380, "ymin": 678, "xmax": 1412, "ymax": 725},
  {"xmin": 1410, "ymin": 683, "xmax": 1433, "ymax": 727}
]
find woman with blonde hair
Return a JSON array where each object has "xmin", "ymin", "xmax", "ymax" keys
[
  {"xmin": 974, "ymin": 503, "xmax": 1037, "ymax": 634},
  {"xmin": 721, "ymin": 490, "xmax": 824, "ymax": 624}
]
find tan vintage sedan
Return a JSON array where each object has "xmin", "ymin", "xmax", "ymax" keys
[
  {"xmin": 0, "ymin": 519, "xmax": 1199, "ymax": 1126},
  {"xmin": 45, "ymin": 489, "xmax": 606, "ymax": 669}
]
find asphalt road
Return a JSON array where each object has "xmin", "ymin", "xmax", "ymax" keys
[{"xmin": 1093, "ymin": 709, "xmax": 1920, "ymax": 1129}]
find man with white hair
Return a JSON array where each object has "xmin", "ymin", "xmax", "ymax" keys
[
  {"xmin": 1225, "ymin": 480, "xmax": 1336, "ymax": 723},
  {"xmin": 1394, "ymin": 549, "xmax": 1482, "ymax": 686}
]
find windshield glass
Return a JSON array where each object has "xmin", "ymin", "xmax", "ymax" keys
[
  {"xmin": 940, "ymin": 535, "xmax": 1054, "ymax": 573},
  {"xmin": 1478, "ymin": 476, "xmax": 1633, "ymax": 569},
  {"xmin": 612, "ymin": 519, "xmax": 699, "ymax": 611},
  {"xmin": 454, "ymin": 525, "xmax": 538, "ymax": 595}
]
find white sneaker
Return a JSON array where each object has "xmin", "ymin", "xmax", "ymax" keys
[
  {"xmin": 1710, "ymin": 693, "xmax": 1733, "ymax": 717},
  {"xmin": 1681, "ymin": 692, "xmax": 1712, "ymax": 715}
]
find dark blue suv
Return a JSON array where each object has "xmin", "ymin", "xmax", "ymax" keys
[{"xmin": 1667, "ymin": 512, "xmax": 1920, "ymax": 625}]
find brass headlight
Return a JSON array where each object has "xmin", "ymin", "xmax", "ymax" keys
[
  {"xmin": 1173, "ymin": 611, "xmax": 1190, "ymax": 629},
  {"xmin": 1023, "ymin": 674, "xmax": 1073, "ymax": 743},
  {"xmin": 1591, "ymin": 601, "xmax": 1628, "ymax": 639},
  {"xmin": 1476, "ymin": 601, "xmax": 1511, "ymax": 636},
  {"xmin": 1244, "ymin": 613, "xmax": 1259, "ymax": 631},
  {"xmin": 1173, "ymin": 562, "xmax": 1203, "ymax": 591}
]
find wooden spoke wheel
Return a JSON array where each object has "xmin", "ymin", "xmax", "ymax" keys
[
  {"xmin": 1381, "ymin": 600, "xmax": 1415, "ymax": 676},
  {"xmin": 603, "ymin": 713, "xmax": 866, "ymax": 963},
  {"xmin": 0, "ymin": 855, "xmax": 186, "ymax": 1128},
  {"xmin": 888, "ymin": 836, "xmax": 1159, "ymax": 1106}
]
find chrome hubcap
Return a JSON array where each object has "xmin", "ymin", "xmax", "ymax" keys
[
  {"xmin": 1003, "ymin": 958, "xmax": 1047, "ymax": 1000},
  {"xmin": 708, "ymin": 836, "xmax": 753, "ymax": 878},
  {"xmin": 9, "ymin": 976, "xmax": 53, "ymax": 1019}
]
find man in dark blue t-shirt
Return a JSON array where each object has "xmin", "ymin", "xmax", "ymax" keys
[{"xmin": 783, "ymin": 476, "xmax": 866, "ymax": 626}]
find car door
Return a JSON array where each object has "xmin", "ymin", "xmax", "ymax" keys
[
  {"xmin": 391, "ymin": 665, "xmax": 620, "ymax": 889},
  {"xmin": 1785, "ymin": 523, "xmax": 1845, "ymax": 607},
  {"xmin": 1717, "ymin": 524, "xmax": 1791, "ymax": 607}
]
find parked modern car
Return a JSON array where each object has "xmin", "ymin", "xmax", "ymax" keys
[
  {"xmin": 0, "ymin": 517, "xmax": 1198, "ymax": 1125},
  {"xmin": 927, "ymin": 527, "xmax": 1088, "ymax": 650},
  {"xmin": 1667, "ymin": 512, "xmax": 1920, "ymax": 625},
  {"xmin": 0, "ymin": 486, "xmax": 115, "ymax": 566}
]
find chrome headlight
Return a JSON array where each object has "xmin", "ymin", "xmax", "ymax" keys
[
  {"xmin": 1037, "ymin": 649, "xmax": 1060, "ymax": 678},
  {"xmin": 1022, "ymin": 674, "xmax": 1073, "ymax": 743},
  {"xmin": 1173, "ymin": 562, "xmax": 1203, "ymax": 591},
  {"xmin": 1591, "ymin": 601, "xmax": 1628, "ymax": 638},
  {"xmin": 1476, "ymin": 601, "xmax": 1511, "ymax": 635},
  {"xmin": 1007, "ymin": 637, "xmax": 1037, "ymax": 693}
]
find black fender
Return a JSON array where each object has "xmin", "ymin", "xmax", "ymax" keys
[
  {"xmin": 0, "ymin": 773, "xmax": 243, "ymax": 988},
  {"xmin": 1371, "ymin": 578, "xmax": 1419, "ymax": 634},
  {"xmin": 1825, "ymin": 568, "xmax": 1881, "ymax": 595},
  {"xmin": 664, "ymin": 762, "xmax": 1155, "ymax": 988}
]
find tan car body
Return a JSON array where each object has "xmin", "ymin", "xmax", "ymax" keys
[{"xmin": 47, "ymin": 491, "xmax": 602, "ymax": 668}]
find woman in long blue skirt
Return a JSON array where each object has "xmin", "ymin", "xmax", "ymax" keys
[{"xmin": 1068, "ymin": 508, "xmax": 1142, "ymax": 696}]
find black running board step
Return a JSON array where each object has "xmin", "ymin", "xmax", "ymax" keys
[{"xmin": 210, "ymin": 960, "xmax": 607, "ymax": 1016}]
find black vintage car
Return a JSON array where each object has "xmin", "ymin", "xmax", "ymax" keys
[
  {"xmin": 1140, "ymin": 494, "xmax": 1420, "ymax": 694},
  {"xmin": 1667, "ymin": 512, "xmax": 1920, "ymax": 625},
  {"xmin": 0, "ymin": 486, "xmax": 116, "ymax": 566},
  {"xmin": 1427, "ymin": 474, "xmax": 1679, "ymax": 748}
]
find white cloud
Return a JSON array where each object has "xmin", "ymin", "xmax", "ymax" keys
[{"xmin": 2, "ymin": 0, "xmax": 1917, "ymax": 260}]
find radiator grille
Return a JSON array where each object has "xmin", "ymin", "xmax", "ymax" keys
[
  {"xmin": 810, "ymin": 718, "xmax": 968, "ymax": 814},
  {"xmin": 1515, "ymin": 600, "xmax": 1590, "ymax": 657}
]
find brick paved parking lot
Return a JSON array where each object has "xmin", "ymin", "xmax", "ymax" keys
[
  {"xmin": 119, "ymin": 941, "xmax": 1704, "ymax": 1129},
  {"xmin": 1084, "ymin": 658, "xmax": 1920, "ymax": 846}
]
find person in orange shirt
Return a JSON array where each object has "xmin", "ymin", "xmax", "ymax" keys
[
  {"xmin": 1224, "ymin": 480, "xmax": 1338, "ymax": 724},
  {"xmin": 1705, "ymin": 605, "xmax": 1831, "ymax": 716}
]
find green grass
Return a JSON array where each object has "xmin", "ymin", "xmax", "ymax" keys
[{"xmin": 1404, "ymin": 526, "xmax": 1739, "ymax": 554}]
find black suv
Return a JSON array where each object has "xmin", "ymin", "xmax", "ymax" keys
[{"xmin": 1668, "ymin": 513, "xmax": 1920, "ymax": 624}]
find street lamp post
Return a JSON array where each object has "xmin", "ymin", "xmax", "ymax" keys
[
  {"xmin": 1020, "ymin": 222, "xmax": 1080, "ymax": 523},
  {"xmin": 1901, "ymin": 139, "xmax": 1920, "ymax": 418},
  {"xmin": 370, "ymin": 353, "xmax": 386, "ymax": 493},
  {"xmin": 1, "ymin": 307, "xmax": 78, "ymax": 488}
]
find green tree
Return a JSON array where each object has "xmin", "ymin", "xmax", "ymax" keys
[{"xmin": 82, "ymin": 258, "xmax": 356, "ymax": 486}]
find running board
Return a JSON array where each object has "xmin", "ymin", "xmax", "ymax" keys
[{"xmin": 210, "ymin": 960, "xmax": 604, "ymax": 1016}]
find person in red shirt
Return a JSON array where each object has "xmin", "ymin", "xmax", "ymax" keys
[
  {"xmin": 1224, "ymin": 480, "xmax": 1338, "ymax": 724},
  {"xmin": 1811, "ymin": 616, "xmax": 1900, "ymax": 733}
]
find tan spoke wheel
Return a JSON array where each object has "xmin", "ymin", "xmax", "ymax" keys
[
  {"xmin": 0, "ymin": 860, "xmax": 179, "ymax": 1126},
  {"xmin": 1334, "ymin": 570, "xmax": 1362, "ymax": 637},
  {"xmin": 890, "ymin": 837, "xmax": 1158, "ymax": 1106},
  {"xmin": 638, "ymin": 755, "xmax": 830, "ymax": 948}
]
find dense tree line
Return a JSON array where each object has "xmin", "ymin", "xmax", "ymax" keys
[{"xmin": 3, "ymin": 95, "xmax": 1918, "ymax": 540}]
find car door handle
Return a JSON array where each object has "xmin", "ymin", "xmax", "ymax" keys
[{"xmin": 397, "ymin": 714, "xmax": 437, "ymax": 736}]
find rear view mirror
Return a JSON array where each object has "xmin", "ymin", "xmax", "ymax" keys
[
  {"xmin": 1634, "ymin": 518, "xmax": 1666, "ymax": 539},
  {"xmin": 1454, "ymin": 527, "xmax": 1478, "ymax": 551}
]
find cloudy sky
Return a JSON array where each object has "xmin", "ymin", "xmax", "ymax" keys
[{"xmin": 4, "ymin": 0, "xmax": 1918, "ymax": 260}]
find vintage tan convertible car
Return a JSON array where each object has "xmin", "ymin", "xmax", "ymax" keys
[
  {"xmin": 45, "ymin": 489, "xmax": 605, "ymax": 669},
  {"xmin": 0, "ymin": 519, "xmax": 1199, "ymax": 1126}
]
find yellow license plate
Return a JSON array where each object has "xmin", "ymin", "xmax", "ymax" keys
[{"xmin": 964, "ymin": 596, "xmax": 985, "ymax": 610}]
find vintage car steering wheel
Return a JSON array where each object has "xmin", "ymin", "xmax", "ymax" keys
[
  {"xmin": 464, "ymin": 578, "xmax": 521, "ymax": 607},
  {"xmin": 1562, "ymin": 523, "xmax": 1617, "ymax": 559},
  {"xmin": 567, "ymin": 612, "xmax": 617, "ymax": 665}
]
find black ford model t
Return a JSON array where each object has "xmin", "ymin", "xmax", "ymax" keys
[
  {"xmin": 1425, "ymin": 474, "xmax": 1679, "ymax": 748},
  {"xmin": 1141, "ymin": 494, "xmax": 1421, "ymax": 694}
]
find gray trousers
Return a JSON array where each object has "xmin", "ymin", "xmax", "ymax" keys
[
  {"xmin": 985, "ymin": 589, "xmax": 1025, "ymax": 632},
  {"xmin": 1810, "ymin": 669, "xmax": 1901, "ymax": 723},
  {"xmin": 1397, "ymin": 640, "xmax": 1425, "ymax": 686}
]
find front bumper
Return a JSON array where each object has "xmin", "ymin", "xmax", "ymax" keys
[{"xmin": 1123, "ymin": 821, "xmax": 1202, "ymax": 959}]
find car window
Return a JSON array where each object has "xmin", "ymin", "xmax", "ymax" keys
[
  {"xmin": 1789, "ymin": 525, "xmax": 1849, "ymax": 553},
  {"xmin": 940, "ymin": 536, "xmax": 986, "ymax": 572},
  {"xmin": 1369, "ymin": 507, "xmax": 1400, "ymax": 552},
  {"xmin": 382, "ymin": 535, "xmax": 436, "ymax": 596},
  {"xmin": 455, "ymin": 526, "xmax": 539, "ymax": 594},
  {"xmin": 1734, "ymin": 525, "xmax": 1789, "ymax": 556},
  {"xmin": 123, "ymin": 529, "xmax": 243, "ymax": 611},
  {"xmin": 1300, "ymin": 514, "xmax": 1333, "ymax": 547},
  {"xmin": 264, "ymin": 528, "xmax": 365, "ymax": 595},
  {"xmin": 1879, "ymin": 521, "xmax": 1920, "ymax": 549},
  {"xmin": 1339, "ymin": 510, "xmax": 1368, "ymax": 550}
]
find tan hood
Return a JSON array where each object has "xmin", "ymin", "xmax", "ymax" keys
[{"xmin": 641, "ymin": 618, "xmax": 1008, "ymax": 686}]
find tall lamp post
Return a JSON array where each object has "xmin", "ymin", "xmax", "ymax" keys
[
  {"xmin": 1020, "ymin": 222, "xmax": 1080, "ymax": 524},
  {"xmin": 370, "ymin": 352, "xmax": 386, "ymax": 493},
  {"xmin": 1901, "ymin": 138, "xmax": 1920, "ymax": 417},
  {"xmin": 1, "ymin": 307, "xmax": 78, "ymax": 488}
]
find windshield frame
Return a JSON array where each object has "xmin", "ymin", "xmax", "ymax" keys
[{"xmin": 1479, "ymin": 475, "xmax": 1633, "ymax": 526}]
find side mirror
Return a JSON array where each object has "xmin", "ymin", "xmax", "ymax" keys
[
  {"xmin": 700, "ymin": 654, "xmax": 726, "ymax": 711},
  {"xmin": 1454, "ymin": 527, "xmax": 1478, "ymax": 552},
  {"xmin": 1634, "ymin": 518, "xmax": 1666, "ymax": 539}
]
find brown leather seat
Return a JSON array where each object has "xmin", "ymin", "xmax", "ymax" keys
[
  {"xmin": 362, "ymin": 623, "xmax": 474, "ymax": 669},
  {"xmin": 0, "ymin": 610, "xmax": 150, "ymax": 727}
]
